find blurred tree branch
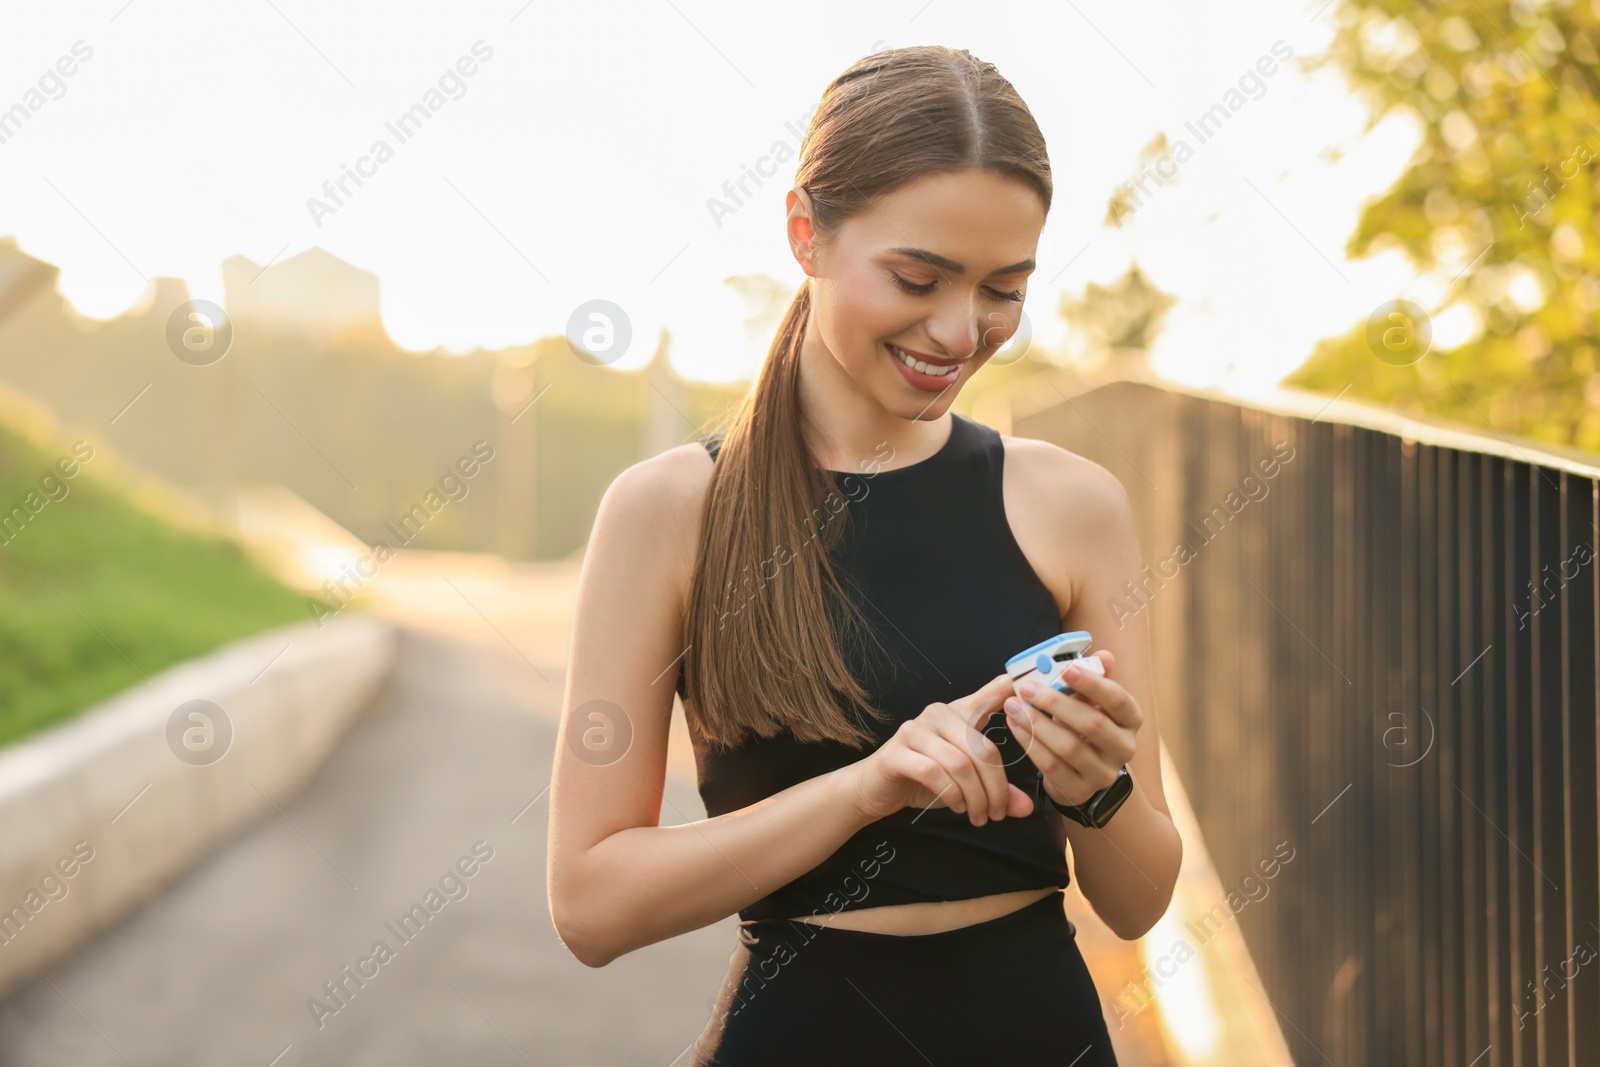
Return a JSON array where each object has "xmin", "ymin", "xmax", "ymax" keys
[{"xmin": 1283, "ymin": 1, "xmax": 1600, "ymax": 453}]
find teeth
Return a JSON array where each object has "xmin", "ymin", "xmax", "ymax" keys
[{"xmin": 889, "ymin": 344, "xmax": 959, "ymax": 378}]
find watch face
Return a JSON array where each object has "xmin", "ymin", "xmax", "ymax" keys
[{"xmin": 1089, "ymin": 770, "xmax": 1134, "ymax": 826}]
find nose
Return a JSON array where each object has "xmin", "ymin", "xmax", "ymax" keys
[
  {"xmin": 923, "ymin": 293, "xmax": 980, "ymax": 360},
  {"xmin": 925, "ymin": 292, "xmax": 1016, "ymax": 360}
]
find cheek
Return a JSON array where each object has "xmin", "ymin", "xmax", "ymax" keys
[
  {"xmin": 980, "ymin": 309, "xmax": 1020, "ymax": 352},
  {"xmin": 819, "ymin": 274, "xmax": 902, "ymax": 372}
]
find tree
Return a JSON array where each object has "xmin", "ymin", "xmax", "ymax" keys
[
  {"xmin": 1057, "ymin": 264, "xmax": 1177, "ymax": 384},
  {"xmin": 1284, "ymin": 1, "xmax": 1600, "ymax": 454}
]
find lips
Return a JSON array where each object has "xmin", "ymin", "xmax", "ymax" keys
[
  {"xmin": 886, "ymin": 342, "xmax": 963, "ymax": 392},
  {"xmin": 887, "ymin": 342, "xmax": 963, "ymax": 367}
]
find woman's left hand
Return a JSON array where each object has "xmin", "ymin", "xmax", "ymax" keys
[{"xmin": 1002, "ymin": 650, "xmax": 1143, "ymax": 809}]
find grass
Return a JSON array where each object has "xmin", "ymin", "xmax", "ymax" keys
[{"xmin": 0, "ymin": 425, "xmax": 310, "ymax": 748}]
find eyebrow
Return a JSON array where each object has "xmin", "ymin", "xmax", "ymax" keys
[{"xmin": 886, "ymin": 247, "xmax": 1036, "ymax": 276}]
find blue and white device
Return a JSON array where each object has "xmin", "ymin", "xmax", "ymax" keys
[{"xmin": 1005, "ymin": 630, "xmax": 1105, "ymax": 703}]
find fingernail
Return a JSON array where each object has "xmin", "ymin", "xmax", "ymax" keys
[
  {"xmin": 1064, "ymin": 665, "xmax": 1082, "ymax": 680},
  {"xmin": 1017, "ymin": 682, "xmax": 1038, "ymax": 699},
  {"xmin": 1004, "ymin": 698, "xmax": 1024, "ymax": 715}
]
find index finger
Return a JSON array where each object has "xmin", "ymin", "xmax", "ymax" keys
[{"xmin": 955, "ymin": 672, "xmax": 1017, "ymax": 729}]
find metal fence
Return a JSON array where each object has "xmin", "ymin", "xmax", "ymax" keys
[{"xmin": 1013, "ymin": 379, "xmax": 1600, "ymax": 1067}]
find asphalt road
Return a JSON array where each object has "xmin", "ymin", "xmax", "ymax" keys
[{"xmin": 0, "ymin": 621, "xmax": 737, "ymax": 1067}]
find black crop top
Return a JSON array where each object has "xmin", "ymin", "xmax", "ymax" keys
[{"xmin": 677, "ymin": 412, "xmax": 1072, "ymax": 923}]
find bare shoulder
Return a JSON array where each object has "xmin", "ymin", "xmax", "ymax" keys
[
  {"xmin": 591, "ymin": 440, "xmax": 717, "ymax": 610},
  {"xmin": 604, "ymin": 440, "xmax": 716, "ymax": 519},
  {"xmin": 999, "ymin": 434, "xmax": 1137, "ymax": 612},
  {"xmin": 1000, "ymin": 434, "xmax": 1132, "ymax": 523}
]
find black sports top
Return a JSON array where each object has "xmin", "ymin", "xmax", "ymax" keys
[{"xmin": 677, "ymin": 412, "xmax": 1072, "ymax": 923}]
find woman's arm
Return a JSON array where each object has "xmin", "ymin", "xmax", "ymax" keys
[
  {"xmin": 557, "ymin": 768, "xmax": 876, "ymax": 967},
  {"xmin": 1053, "ymin": 461, "xmax": 1182, "ymax": 939},
  {"xmin": 1004, "ymin": 442, "xmax": 1183, "ymax": 941},
  {"xmin": 546, "ymin": 448, "xmax": 878, "ymax": 967}
]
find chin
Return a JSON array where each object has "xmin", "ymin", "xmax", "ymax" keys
[{"xmin": 903, "ymin": 393, "xmax": 957, "ymax": 416}]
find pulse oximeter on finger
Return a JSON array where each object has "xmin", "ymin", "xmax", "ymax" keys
[
  {"xmin": 1005, "ymin": 630, "xmax": 1105, "ymax": 703},
  {"xmin": 1003, "ymin": 630, "xmax": 1132, "ymax": 828}
]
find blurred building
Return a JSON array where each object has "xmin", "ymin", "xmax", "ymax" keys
[
  {"xmin": 0, "ymin": 238, "xmax": 55, "ymax": 325},
  {"xmin": 220, "ymin": 246, "xmax": 384, "ymax": 343}
]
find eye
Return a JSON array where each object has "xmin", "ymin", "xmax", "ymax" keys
[
  {"xmin": 889, "ymin": 273, "xmax": 936, "ymax": 295},
  {"xmin": 890, "ymin": 273, "xmax": 1025, "ymax": 302}
]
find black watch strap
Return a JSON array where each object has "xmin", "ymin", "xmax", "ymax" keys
[{"xmin": 1035, "ymin": 766, "xmax": 1133, "ymax": 828}]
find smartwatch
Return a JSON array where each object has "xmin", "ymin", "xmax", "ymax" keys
[{"xmin": 1035, "ymin": 766, "xmax": 1133, "ymax": 828}]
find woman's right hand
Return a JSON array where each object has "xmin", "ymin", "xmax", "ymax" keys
[{"xmin": 844, "ymin": 672, "xmax": 1038, "ymax": 826}]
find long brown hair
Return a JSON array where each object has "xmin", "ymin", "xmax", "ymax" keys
[{"xmin": 680, "ymin": 44, "xmax": 1052, "ymax": 748}]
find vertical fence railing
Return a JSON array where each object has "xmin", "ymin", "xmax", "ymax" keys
[{"xmin": 1013, "ymin": 380, "xmax": 1599, "ymax": 1067}]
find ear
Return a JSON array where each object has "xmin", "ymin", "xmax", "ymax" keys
[{"xmin": 786, "ymin": 187, "xmax": 818, "ymax": 277}]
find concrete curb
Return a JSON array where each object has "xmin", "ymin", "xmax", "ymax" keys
[{"xmin": 0, "ymin": 612, "xmax": 398, "ymax": 1000}]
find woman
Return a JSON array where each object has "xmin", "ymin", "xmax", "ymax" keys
[{"xmin": 548, "ymin": 44, "xmax": 1182, "ymax": 1065}]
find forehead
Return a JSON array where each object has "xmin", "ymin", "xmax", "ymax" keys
[{"xmin": 839, "ymin": 169, "xmax": 1045, "ymax": 270}]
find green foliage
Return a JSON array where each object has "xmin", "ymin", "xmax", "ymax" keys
[
  {"xmin": 1059, "ymin": 265, "xmax": 1176, "ymax": 358},
  {"xmin": 1285, "ymin": 0, "xmax": 1600, "ymax": 453},
  {"xmin": 0, "ymin": 425, "xmax": 308, "ymax": 747}
]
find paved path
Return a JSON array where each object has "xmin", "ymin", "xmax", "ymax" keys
[{"xmin": 0, "ymin": 558, "xmax": 1168, "ymax": 1065}]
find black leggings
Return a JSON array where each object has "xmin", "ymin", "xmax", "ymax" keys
[{"xmin": 691, "ymin": 890, "xmax": 1119, "ymax": 1066}]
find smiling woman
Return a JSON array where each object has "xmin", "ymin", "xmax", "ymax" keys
[{"xmin": 548, "ymin": 43, "xmax": 1179, "ymax": 1067}]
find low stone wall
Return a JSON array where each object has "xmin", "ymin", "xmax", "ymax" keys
[{"xmin": 0, "ymin": 612, "xmax": 397, "ymax": 999}]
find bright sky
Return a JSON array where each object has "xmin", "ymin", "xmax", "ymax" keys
[{"xmin": 1, "ymin": 1, "xmax": 1449, "ymax": 389}]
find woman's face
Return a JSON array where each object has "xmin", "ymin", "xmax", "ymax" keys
[{"xmin": 794, "ymin": 168, "xmax": 1045, "ymax": 419}]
